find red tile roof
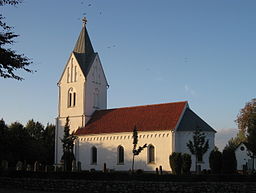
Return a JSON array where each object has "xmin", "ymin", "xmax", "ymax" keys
[{"xmin": 75, "ymin": 101, "xmax": 187, "ymax": 135}]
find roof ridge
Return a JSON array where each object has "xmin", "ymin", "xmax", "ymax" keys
[{"xmin": 99, "ymin": 101, "xmax": 188, "ymax": 112}]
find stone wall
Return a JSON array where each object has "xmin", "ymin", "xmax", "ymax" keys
[{"xmin": 0, "ymin": 177, "xmax": 255, "ymax": 193}]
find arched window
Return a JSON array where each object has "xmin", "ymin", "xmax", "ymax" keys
[
  {"xmin": 68, "ymin": 92, "xmax": 72, "ymax": 107},
  {"xmin": 148, "ymin": 144, "xmax": 155, "ymax": 164},
  {"xmin": 91, "ymin": 146, "xmax": 97, "ymax": 164},
  {"xmin": 117, "ymin": 146, "xmax": 124, "ymax": 164},
  {"xmin": 73, "ymin": 92, "xmax": 76, "ymax": 106},
  {"xmin": 68, "ymin": 88, "xmax": 76, "ymax": 107}
]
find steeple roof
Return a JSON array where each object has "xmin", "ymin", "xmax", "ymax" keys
[{"xmin": 73, "ymin": 17, "xmax": 96, "ymax": 77}]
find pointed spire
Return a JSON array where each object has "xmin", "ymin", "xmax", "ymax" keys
[{"xmin": 73, "ymin": 17, "xmax": 94, "ymax": 54}]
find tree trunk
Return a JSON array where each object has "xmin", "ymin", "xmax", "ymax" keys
[{"xmin": 132, "ymin": 154, "xmax": 135, "ymax": 173}]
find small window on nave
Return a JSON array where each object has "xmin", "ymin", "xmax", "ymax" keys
[
  {"xmin": 148, "ymin": 144, "xmax": 155, "ymax": 164},
  {"xmin": 117, "ymin": 146, "xmax": 124, "ymax": 164},
  {"xmin": 91, "ymin": 146, "xmax": 97, "ymax": 164}
]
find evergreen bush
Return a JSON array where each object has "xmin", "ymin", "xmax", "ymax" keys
[
  {"xmin": 182, "ymin": 153, "xmax": 191, "ymax": 174},
  {"xmin": 209, "ymin": 149, "xmax": 222, "ymax": 174},
  {"xmin": 222, "ymin": 149, "xmax": 237, "ymax": 174},
  {"xmin": 169, "ymin": 152, "xmax": 182, "ymax": 175}
]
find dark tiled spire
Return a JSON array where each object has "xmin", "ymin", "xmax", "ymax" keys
[
  {"xmin": 73, "ymin": 17, "xmax": 94, "ymax": 54},
  {"xmin": 72, "ymin": 17, "xmax": 96, "ymax": 77}
]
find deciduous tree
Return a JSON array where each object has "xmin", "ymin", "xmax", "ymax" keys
[
  {"xmin": 43, "ymin": 124, "xmax": 55, "ymax": 165},
  {"xmin": 25, "ymin": 119, "xmax": 44, "ymax": 141},
  {"xmin": 132, "ymin": 126, "xmax": 147, "ymax": 172},
  {"xmin": 0, "ymin": 0, "xmax": 33, "ymax": 80},
  {"xmin": 0, "ymin": 118, "xmax": 55, "ymax": 166},
  {"xmin": 224, "ymin": 130, "xmax": 246, "ymax": 152},
  {"xmin": 236, "ymin": 98, "xmax": 256, "ymax": 132},
  {"xmin": 236, "ymin": 98, "xmax": 256, "ymax": 171},
  {"xmin": 187, "ymin": 126, "xmax": 209, "ymax": 173}
]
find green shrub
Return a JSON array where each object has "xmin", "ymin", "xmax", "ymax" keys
[
  {"xmin": 209, "ymin": 149, "xmax": 222, "ymax": 174},
  {"xmin": 182, "ymin": 153, "xmax": 191, "ymax": 174},
  {"xmin": 169, "ymin": 152, "xmax": 182, "ymax": 175}
]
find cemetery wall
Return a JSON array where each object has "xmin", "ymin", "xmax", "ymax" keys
[{"xmin": 0, "ymin": 177, "xmax": 255, "ymax": 193}]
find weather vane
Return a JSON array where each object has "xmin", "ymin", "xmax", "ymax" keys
[{"xmin": 82, "ymin": 17, "xmax": 87, "ymax": 26}]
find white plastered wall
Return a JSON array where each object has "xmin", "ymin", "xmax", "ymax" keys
[
  {"xmin": 77, "ymin": 130, "xmax": 173, "ymax": 172},
  {"xmin": 55, "ymin": 53, "xmax": 108, "ymax": 164},
  {"xmin": 235, "ymin": 143, "xmax": 256, "ymax": 171},
  {"xmin": 85, "ymin": 54, "xmax": 107, "ymax": 121},
  {"xmin": 55, "ymin": 53, "xmax": 86, "ymax": 163},
  {"xmin": 175, "ymin": 131, "xmax": 215, "ymax": 171}
]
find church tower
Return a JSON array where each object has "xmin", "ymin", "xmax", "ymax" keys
[{"xmin": 55, "ymin": 18, "xmax": 108, "ymax": 164}]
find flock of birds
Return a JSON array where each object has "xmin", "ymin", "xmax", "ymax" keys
[{"xmin": 76, "ymin": 1, "xmax": 117, "ymax": 49}]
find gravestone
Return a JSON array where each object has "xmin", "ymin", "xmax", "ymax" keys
[
  {"xmin": 103, "ymin": 163, "xmax": 107, "ymax": 173},
  {"xmin": 159, "ymin": 165, "xmax": 163, "ymax": 175},
  {"xmin": 26, "ymin": 164, "xmax": 32, "ymax": 171},
  {"xmin": 72, "ymin": 160, "xmax": 77, "ymax": 172},
  {"xmin": 34, "ymin": 161, "xmax": 39, "ymax": 172},
  {"xmin": 16, "ymin": 161, "xmax": 23, "ymax": 171},
  {"xmin": 60, "ymin": 160, "xmax": 64, "ymax": 171},
  {"xmin": 77, "ymin": 161, "xmax": 81, "ymax": 172},
  {"xmin": 45, "ymin": 165, "xmax": 49, "ymax": 172},
  {"xmin": 1, "ymin": 160, "xmax": 8, "ymax": 171},
  {"xmin": 23, "ymin": 160, "xmax": 27, "ymax": 171}
]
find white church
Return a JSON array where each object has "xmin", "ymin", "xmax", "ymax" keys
[{"xmin": 55, "ymin": 18, "xmax": 216, "ymax": 172}]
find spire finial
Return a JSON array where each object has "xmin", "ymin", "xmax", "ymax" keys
[{"xmin": 82, "ymin": 17, "xmax": 87, "ymax": 27}]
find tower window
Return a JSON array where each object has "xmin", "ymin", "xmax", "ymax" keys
[
  {"xmin": 69, "ymin": 92, "xmax": 72, "ymax": 107},
  {"xmin": 68, "ymin": 88, "xmax": 76, "ymax": 108},
  {"xmin": 73, "ymin": 92, "xmax": 76, "ymax": 106}
]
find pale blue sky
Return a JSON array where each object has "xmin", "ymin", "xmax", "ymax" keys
[{"xmin": 1, "ymin": 0, "xmax": 255, "ymax": 149}]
